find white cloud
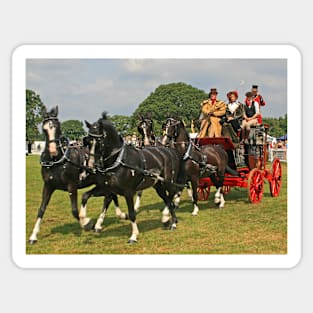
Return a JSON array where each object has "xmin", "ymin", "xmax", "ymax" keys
[
  {"xmin": 27, "ymin": 71, "xmax": 41, "ymax": 82},
  {"xmin": 72, "ymin": 79, "xmax": 114, "ymax": 95},
  {"xmin": 123, "ymin": 59, "xmax": 147, "ymax": 72},
  {"xmin": 26, "ymin": 58, "xmax": 287, "ymax": 121}
]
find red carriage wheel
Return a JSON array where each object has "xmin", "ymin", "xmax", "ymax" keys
[
  {"xmin": 270, "ymin": 158, "xmax": 282, "ymax": 197},
  {"xmin": 197, "ymin": 185, "xmax": 210, "ymax": 201},
  {"xmin": 222, "ymin": 185, "xmax": 231, "ymax": 195},
  {"xmin": 248, "ymin": 168, "xmax": 264, "ymax": 203}
]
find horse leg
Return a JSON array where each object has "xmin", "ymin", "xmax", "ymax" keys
[
  {"xmin": 29, "ymin": 183, "xmax": 54, "ymax": 244},
  {"xmin": 94, "ymin": 194, "xmax": 111, "ymax": 233},
  {"xmin": 167, "ymin": 189, "xmax": 179, "ymax": 230},
  {"xmin": 173, "ymin": 190, "xmax": 182, "ymax": 208},
  {"xmin": 67, "ymin": 183, "xmax": 79, "ymax": 220},
  {"xmin": 79, "ymin": 187, "xmax": 98, "ymax": 231},
  {"xmin": 210, "ymin": 175, "xmax": 222, "ymax": 205},
  {"xmin": 190, "ymin": 177, "xmax": 200, "ymax": 216},
  {"xmin": 154, "ymin": 184, "xmax": 176, "ymax": 230},
  {"xmin": 125, "ymin": 194, "xmax": 139, "ymax": 244},
  {"xmin": 134, "ymin": 190, "xmax": 142, "ymax": 212},
  {"xmin": 218, "ymin": 172, "xmax": 225, "ymax": 209},
  {"xmin": 94, "ymin": 193, "xmax": 128, "ymax": 233},
  {"xmin": 112, "ymin": 194, "xmax": 128, "ymax": 220},
  {"xmin": 211, "ymin": 173, "xmax": 225, "ymax": 209},
  {"xmin": 186, "ymin": 182, "xmax": 193, "ymax": 199}
]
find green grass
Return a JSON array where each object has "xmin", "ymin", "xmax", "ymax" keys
[{"xmin": 26, "ymin": 155, "xmax": 287, "ymax": 254}]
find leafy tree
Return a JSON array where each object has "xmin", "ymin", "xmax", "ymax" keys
[
  {"xmin": 61, "ymin": 120, "xmax": 86, "ymax": 140},
  {"xmin": 108, "ymin": 115, "xmax": 136, "ymax": 136},
  {"xmin": 131, "ymin": 82, "xmax": 208, "ymax": 135},
  {"xmin": 26, "ymin": 89, "xmax": 45, "ymax": 142},
  {"xmin": 263, "ymin": 114, "xmax": 287, "ymax": 138}
]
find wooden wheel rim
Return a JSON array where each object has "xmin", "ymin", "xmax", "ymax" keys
[
  {"xmin": 270, "ymin": 158, "xmax": 282, "ymax": 197},
  {"xmin": 248, "ymin": 169, "xmax": 264, "ymax": 203},
  {"xmin": 197, "ymin": 186, "xmax": 210, "ymax": 201}
]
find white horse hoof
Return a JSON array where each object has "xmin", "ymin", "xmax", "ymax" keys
[{"xmin": 214, "ymin": 198, "xmax": 221, "ymax": 204}]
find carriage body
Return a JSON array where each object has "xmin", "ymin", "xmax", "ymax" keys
[{"xmin": 195, "ymin": 124, "xmax": 282, "ymax": 203}]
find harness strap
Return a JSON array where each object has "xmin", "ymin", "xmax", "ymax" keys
[
  {"xmin": 95, "ymin": 144, "xmax": 125, "ymax": 174},
  {"xmin": 95, "ymin": 146, "xmax": 185, "ymax": 188}
]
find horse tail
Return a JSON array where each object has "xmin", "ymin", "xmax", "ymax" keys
[{"xmin": 225, "ymin": 165, "xmax": 240, "ymax": 176}]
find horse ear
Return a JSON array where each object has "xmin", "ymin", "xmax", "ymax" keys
[
  {"xmin": 85, "ymin": 120, "xmax": 91, "ymax": 129},
  {"xmin": 50, "ymin": 106, "xmax": 58, "ymax": 117},
  {"xmin": 101, "ymin": 111, "xmax": 108, "ymax": 120}
]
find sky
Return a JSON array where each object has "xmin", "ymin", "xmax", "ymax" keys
[{"xmin": 26, "ymin": 59, "xmax": 287, "ymax": 123}]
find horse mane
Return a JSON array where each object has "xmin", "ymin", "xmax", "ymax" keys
[{"xmin": 178, "ymin": 120, "xmax": 190, "ymax": 140}]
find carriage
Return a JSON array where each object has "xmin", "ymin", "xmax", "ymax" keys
[{"xmin": 195, "ymin": 124, "xmax": 283, "ymax": 204}]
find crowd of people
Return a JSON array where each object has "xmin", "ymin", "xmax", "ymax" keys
[{"xmin": 198, "ymin": 85, "xmax": 266, "ymax": 145}]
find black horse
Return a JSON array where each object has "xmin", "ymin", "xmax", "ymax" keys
[
  {"xmin": 28, "ymin": 107, "xmax": 126, "ymax": 244},
  {"xmin": 162, "ymin": 117, "xmax": 232, "ymax": 210},
  {"xmin": 84, "ymin": 113, "xmax": 185, "ymax": 243}
]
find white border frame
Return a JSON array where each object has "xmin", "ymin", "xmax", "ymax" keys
[{"xmin": 12, "ymin": 44, "xmax": 301, "ymax": 269}]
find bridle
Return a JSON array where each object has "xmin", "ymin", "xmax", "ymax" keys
[
  {"xmin": 138, "ymin": 118, "xmax": 155, "ymax": 144},
  {"xmin": 41, "ymin": 116, "xmax": 70, "ymax": 166},
  {"xmin": 42, "ymin": 117, "xmax": 66, "ymax": 150},
  {"xmin": 86, "ymin": 130, "xmax": 123, "ymax": 169},
  {"xmin": 163, "ymin": 118, "xmax": 184, "ymax": 146}
]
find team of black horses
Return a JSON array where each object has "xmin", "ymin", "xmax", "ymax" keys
[{"xmin": 29, "ymin": 106, "xmax": 238, "ymax": 244}]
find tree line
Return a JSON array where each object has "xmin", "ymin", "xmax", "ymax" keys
[{"xmin": 26, "ymin": 83, "xmax": 287, "ymax": 142}]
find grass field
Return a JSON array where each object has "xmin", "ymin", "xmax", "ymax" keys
[{"xmin": 26, "ymin": 154, "xmax": 287, "ymax": 254}]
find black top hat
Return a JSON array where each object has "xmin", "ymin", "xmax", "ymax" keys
[
  {"xmin": 252, "ymin": 85, "xmax": 258, "ymax": 89},
  {"xmin": 210, "ymin": 88, "xmax": 218, "ymax": 94}
]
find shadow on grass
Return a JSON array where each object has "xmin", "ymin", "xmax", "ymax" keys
[
  {"xmin": 51, "ymin": 222, "xmax": 83, "ymax": 236},
  {"xmin": 95, "ymin": 217, "xmax": 164, "ymax": 239},
  {"xmin": 50, "ymin": 213, "xmax": 167, "ymax": 239}
]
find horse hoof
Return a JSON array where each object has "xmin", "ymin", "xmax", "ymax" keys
[
  {"xmin": 170, "ymin": 225, "xmax": 177, "ymax": 231},
  {"xmin": 191, "ymin": 212, "xmax": 198, "ymax": 216},
  {"xmin": 125, "ymin": 214, "xmax": 129, "ymax": 220},
  {"xmin": 94, "ymin": 228, "xmax": 102, "ymax": 233},
  {"xmin": 127, "ymin": 239, "xmax": 137, "ymax": 244},
  {"xmin": 83, "ymin": 220, "xmax": 95, "ymax": 231},
  {"xmin": 28, "ymin": 239, "xmax": 37, "ymax": 245}
]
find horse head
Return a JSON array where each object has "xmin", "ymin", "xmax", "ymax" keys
[
  {"xmin": 161, "ymin": 117, "xmax": 184, "ymax": 145},
  {"xmin": 137, "ymin": 113, "xmax": 155, "ymax": 146},
  {"xmin": 84, "ymin": 114, "xmax": 122, "ymax": 169},
  {"xmin": 42, "ymin": 106, "xmax": 61, "ymax": 158}
]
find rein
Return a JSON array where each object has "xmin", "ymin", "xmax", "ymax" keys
[{"xmin": 164, "ymin": 119, "xmax": 217, "ymax": 175}]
